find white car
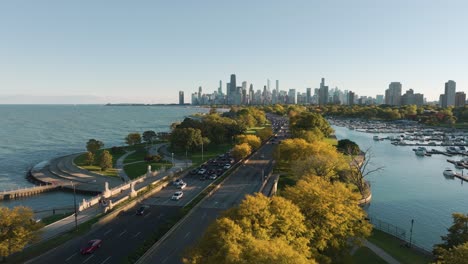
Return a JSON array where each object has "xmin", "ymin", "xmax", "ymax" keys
[
  {"xmin": 171, "ymin": 191, "xmax": 183, "ymax": 200},
  {"xmin": 209, "ymin": 174, "xmax": 217, "ymax": 180},
  {"xmin": 198, "ymin": 169, "xmax": 207, "ymax": 175},
  {"xmin": 178, "ymin": 182, "xmax": 187, "ymax": 189},
  {"xmin": 173, "ymin": 179, "xmax": 184, "ymax": 186},
  {"xmin": 223, "ymin": 164, "xmax": 231, "ymax": 169}
]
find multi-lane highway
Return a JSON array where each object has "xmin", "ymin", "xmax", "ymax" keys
[{"xmin": 137, "ymin": 139, "xmax": 278, "ymax": 263}]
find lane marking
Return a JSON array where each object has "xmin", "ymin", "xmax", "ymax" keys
[
  {"xmin": 133, "ymin": 232, "xmax": 141, "ymax": 238},
  {"xmin": 184, "ymin": 232, "xmax": 191, "ymax": 239},
  {"xmin": 65, "ymin": 253, "xmax": 77, "ymax": 262},
  {"xmin": 162, "ymin": 257, "xmax": 168, "ymax": 263},
  {"xmin": 103, "ymin": 229, "xmax": 112, "ymax": 236},
  {"xmin": 100, "ymin": 256, "xmax": 111, "ymax": 264},
  {"xmin": 118, "ymin": 230, "xmax": 127, "ymax": 237},
  {"xmin": 144, "ymin": 212, "xmax": 152, "ymax": 218},
  {"xmin": 82, "ymin": 255, "xmax": 94, "ymax": 264}
]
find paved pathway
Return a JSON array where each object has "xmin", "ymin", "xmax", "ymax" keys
[
  {"xmin": 364, "ymin": 240, "xmax": 401, "ymax": 264},
  {"xmin": 115, "ymin": 150, "xmax": 135, "ymax": 182}
]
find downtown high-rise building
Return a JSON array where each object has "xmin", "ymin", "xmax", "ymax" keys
[
  {"xmin": 455, "ymin": 92, "xmax": 466, "ymax": 107},
  {"xmin": 385, "ymin": 82, "xmax": 402, "ymax": 106},
  {"xmin": 179, "ymin": 91, "xmax": 184, "ymax": 105},
  {"xmin": 229, "ymin": 74, "xmax": 237, "ymax": 105},
  {"xmin": 318, "ymin": 78, "xmax": 329, "ymax": 105},
  {"xmin": 306, "ymin": 88, "xmax": 312, "ymax": 104},
  {"xmin": 444, "ymin": 80, "xmax": 456, "ymax": 107},
  {"xmin": 288, "ymin": 89, "xmax": 296, "ymax": 104},
  {"xmin": 401, "ymin": 89, "xmax": 424, "ymax": 106}
]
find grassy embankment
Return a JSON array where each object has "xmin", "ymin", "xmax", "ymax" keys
[{"xmin": 123, "ymin": 148, "xmax": 173, "ymax": 179}]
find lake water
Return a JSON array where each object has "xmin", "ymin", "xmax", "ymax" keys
[
  {"xmin": 0, "ymin": 105, "xmax": 208, "ymax": 213},
  {"xmin": 333, "ymin": 125, "xmax": 468, "ymax": 249}
]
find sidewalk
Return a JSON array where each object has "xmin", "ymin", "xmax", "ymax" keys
[
  {"xmin": 38, "ymin": 143, "xmax": 192, "ymax": 242},
  {"xmin": 364, "ymin": 240, "xmax": 401, "ymax": 264}
]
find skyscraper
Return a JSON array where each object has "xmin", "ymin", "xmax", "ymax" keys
[
  {"xmin": 229, "ymin": 74, "xmax": 237, "ymax": 105},
  {"xmin": 455, "ymin": 92, "xmax": 466, "ymax": 107},
  {"xmin": 218, "ymin": 80, "xmax": 223, "ymax": 95},
  {"xmin": 198, "ymin": 86, "xmax": 202, "ymax": 102},
  {"xmin": 288, "ymin": 89, "xmax": 296, "ymax": 104},
  {"xmin": 348, "ymin": 91, "xmax": 355, "ymax": 105},
  {"xmin": 306, "ymin": 88, "xmax": 312, "ymax": 104},
  {"xmin": 444, "ymin": 80, "xmax": 456, "ymax": 107},
  {"xmin": 318, "ymin": 78, "xmax": 329, "ymax": 105},
  {"xmin": 385, "ymin": 82, "xmax": 402, "ymax": 106},
  {"xmin": 179, "ymin": 91, "xmax": 184, "ymax": 105}
]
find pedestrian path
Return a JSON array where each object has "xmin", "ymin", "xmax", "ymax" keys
[
  {"xmin": 115, "ymin": 150, "xmax": 135, "ymax": 182},
  {"xmin": 364, "ymin": 240, "xmax": 401, "ymax": 264}
]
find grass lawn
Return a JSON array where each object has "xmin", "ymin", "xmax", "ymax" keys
[
  {"xmin": 39, "ymin": 212, "xmax": 74, "ymax": 225},
  {"xmin": 74, "ymin": 149, "xmax": 125, "ymax": 168},
  {"xmin": 123, "ymin": 161, "xmax": 173, "ymax": 179},
  {"xmin": 345, "ymin": 247, "xmax": 388, "ymax": 264},
  {"xmin": 78, "ymin": 165, "xmax": 119, "ymax": 177},
  {"xmin": 368, "ymin": 229, "xmax": 432, "ymax": 264},
  {"xmin": 323, "ymin": 137, "xmax": 338, "ymax": 146},
  {"xmin": 124, "ymin": 149, "xmax": 148, "ymax": 164}
]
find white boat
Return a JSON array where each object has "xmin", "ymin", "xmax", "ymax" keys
[
  {"xmin": 414, "ymin": 147, "xmax": 427, "ymax": 156},
  {"xmin": 443, "ymin": 169, "xmax": 455, "ymax": 177},
  {"xmin": 373, "ymin": 135, "xmax": 380, "ymax": 141}
]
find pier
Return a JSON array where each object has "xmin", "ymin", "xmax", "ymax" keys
[{"xmin": 0, "ymin": 184, "xmax": 58, "ymax": 200}]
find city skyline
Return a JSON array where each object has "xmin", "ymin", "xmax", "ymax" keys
[{"xmin": 1, "ymin": 1, "xmax": 468, "ymax": 104}]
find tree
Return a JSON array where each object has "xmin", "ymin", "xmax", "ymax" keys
[
  {"xmin": 142, "ymin": 130, "xmax": 157, "ymax": 143},
  {"xmin": 183, "ymin": 194, "xmax": 316, "ymax": 264},
  {"xmin": 125, "ymin": 133, "xmax": 142, "ymax": 146},
  {"xmin": 170, "ymin": 128, "xmax": 204, "ymax": 151},
  {"xmin": 86, "ymin": 139, "xmax": 104, "ymax": 153},
  {"xmin": 434, "ymin": 213, "xmax": 468, "ymax": 260},
  {"xmin": 231, "ymin": 143, "xmax": 252, "ymax": 160},
  {"xmin": 434, "ymin": 242, "xmax": 468, "ymax": 264},
  {"xmin": 84, "ymin": 151, "xmax": 95, "ymax": 166},
  {"xmin": 290, "ymin": 112, "xmax": 333, "ymax": 138},
  {"xmin": 99, "ymin": 150, "xmax": 113, "ymax": 171},
  {"xmin": 346, "ymin": 149, "xmax": 383, "ymax": 198},
  {"xmin": 256, "ymin": 127, "xmax": 273, "ymax": 141},
  {"xmin": 283, "ymin": 175, "xmax": 372, "ymax": 262},
  {"xmin": 336, "ymin": 139, "xmax": 360, "ymax": 155},
  {"xmin": 0, "ymin": 206, "xmax": 43, "ymax": 259},
  {"xmin": 236, "ymin": 135, "xmax": 261, "ymax": 150}
]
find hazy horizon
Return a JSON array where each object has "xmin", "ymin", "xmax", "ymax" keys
[{"xmin": 1, "ymin": 0, "xmax": 467, "ymax": 104}]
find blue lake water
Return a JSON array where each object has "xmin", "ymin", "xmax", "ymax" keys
[
  {"xmin": 0, "ymin": 105, "xmax": 208, "ymax": 213},
  {"xmin": 333, "ymin": 125, "xmax": 468, "ymax": 249}
]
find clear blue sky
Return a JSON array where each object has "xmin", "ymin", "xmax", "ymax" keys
[{"xmin": 1, "ymin": 0, "xmax": 467, "ymax": 103}]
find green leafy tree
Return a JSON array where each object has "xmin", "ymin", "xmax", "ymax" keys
[
  {"xmin": 231, "ymin": 143, "xmax": 252, "ymax": 160},
  {"xmin": 125, "ymin": 133, "xmax": 142, "ymax": 146},
  {"xmin": 337, "ymin": 139, "xmax": 360, "ymax": 155},
  {"xmin": 256, "ymin": 127, "xmax": 273, "ymax": 141},
  {"xmin": 84, "ymin": 151, "xmax": 95, "ymax": 166},
  {"xmin": 0, "ymin": 206, "xmax": 43, "ymax": 259},
  {"xmin": 142, "ymin": 130, "xmax": 157, "ymax": 143},
  {"xmin": 434, "ymin": 213, "xmax": 468, "ymax": 260},
  {"xmin": 290, "ymin": 112, "xmax": 333, "ymax": 138},
  {"xmin": 170, "ymin": 127, "xmax": 204, "ymax": 151},
  {"xmin": 434, "ymin": 242, "xmax": 468, "ymax": 264},
  {"xmin": 86, "ymin": 139, "xmax": 104, "ymax": 153},
  {"xmin": 99, "ymin": 150, "xmax": 113, "ymax": 171}
]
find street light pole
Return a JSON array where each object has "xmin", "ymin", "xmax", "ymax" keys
[
  {"xmin": 201, "ymin": 141, "xmax": 204, "ymax": 162},
  {"xmin": 71, "ymin": 181, "xmax": 78, "ymax": 230},
  {"xmin": 409, "ymin": 219, "xmax": 414, "ymax": 248},
  {"xmin": 171, "ymin": 152, "xmax": 174, "ymax": 165}
]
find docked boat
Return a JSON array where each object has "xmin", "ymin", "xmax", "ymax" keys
[
  {"xmin": 443, "ymin": 169, "xmax": 455, "ymax": 177},
  {"xmin": 414, "ymin": 147, "xmax": 427, "ymax": 156},
  {"xmin": 373, "ymin": 135, "xmax": 380, "ymax": 141}
]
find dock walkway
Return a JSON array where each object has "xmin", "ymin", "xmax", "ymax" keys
[{"xmin": 0, "ymin": 185, "xmax": 58, "ymax": 200}]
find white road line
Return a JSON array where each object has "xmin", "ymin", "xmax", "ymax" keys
[
  {"xmin": 82, "ymin": 254, "xmax": 94, "ymax": 264},
  {"xmin": 162, "ymin": 257, "xmax": 168, "ymax": 263},
  {"xmin": 65, "ymin": 253, "xmax": 77, "ymax": 262},
  {"xmin": 103, "ymin": 229, "xmax": 112, "ymax": 236},
  {"xmin": 100, "ymin": 256, "xmax": 111, "ymax": 264},
  {"xmin": 133, "ymin": 232, "xmax": 141, "ymax": 238},
  {"xmin": 184, "ymin": 232, "xmax": 191, "ymax": 239},
  {"xmin": 144, "ymin": 212, "xmax": 151, "ymax": 218},
  {"xmin": 118, "ymin": 230, "xmax": 127, "ymax": 237}
]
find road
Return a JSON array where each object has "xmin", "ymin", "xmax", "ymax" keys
[
  {"xmin": 138, "ymin": 142, "xmax": 276, "ymax": 264},
  {"xmin": 28, "ymin": 175, "xmax": 217, "ymax": 264}
]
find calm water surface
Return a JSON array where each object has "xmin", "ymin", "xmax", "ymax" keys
[
  {"xmin": 334, "ymin": 125, "xmax": 468, "ymax": 249},
  {"xmin": 0, "ymin": 105, "xmax": 208, "ymax": 213}
]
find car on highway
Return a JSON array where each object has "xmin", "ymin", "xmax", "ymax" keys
[
  {"xmin": 190, "ymin": 169, "xmax": 198, "ymax": 175},
  {"xmin": 136, "ymin": 205, "xmax": 150, "ymax": 216},
  {"xmin": 173, "ymin": 179, "xmax": 185, "ymax": 186},
  {"xmin": 171, "ymin": 191, "xmax": 183, "ymax": 200},
  {"xmin": 178, "ymin": 182, "xmax": 187, "ymax": 189},
  {"xmin": 209, "ymin": 174, "xmax": 217, "ymax": 180},
  {"xmin": 223, "ymin": 164, "xmax": 231, "ymax": 169},
  {"xmin": 80, "ymin": 239, "xmax": 102, "ymax": 254},
  {"xmin": 198, "ymin": 169, "xmax": 207, "ymax": 175},
  {"xmin": 260, "ymin": 154, "xmax": 265, "ymax": 159}
]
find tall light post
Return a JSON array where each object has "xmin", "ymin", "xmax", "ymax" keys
[
  {"xmin": 71, "ymin": 181, "xmax": 78, "ymax": 230},
  {"xmin": 409, "ymin": 219, "xmax": 414, "ymax": 248},
  {"xmin": 171, "ymin": 152, "xmax": 174, "ymax": 165}
]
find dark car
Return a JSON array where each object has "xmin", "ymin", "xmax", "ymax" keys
[
  {"xmin": 136, "ymin": 205, "xmax": 149, "ymax": 215},
  {"xmin": 80, "ymin": 239, "xmax": 102, "ymax": 254},
  {"xmin": 190, "ymin": 169, "xmax": 198, "ymax": 175},
  {"xmin": 199, "ymin": 174, "xmax": 207, "ymax": 181}
]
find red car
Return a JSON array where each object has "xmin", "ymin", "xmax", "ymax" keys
[{"xmin": 80, "ymin": 239, "xmax": 102, "ymax": 254}]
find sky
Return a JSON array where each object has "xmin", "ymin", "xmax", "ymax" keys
[{"xmin": 0, "ymin": 0, "xmax": 467, "ymax": 104}]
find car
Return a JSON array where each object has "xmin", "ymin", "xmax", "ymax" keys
[
  {"xmin": 178, "ymin": 182, "xmax": 187, "ymax": 189},
  {"xmin": 198, "ymin": 169, "xmax": 207, "ymax": 175},
  {"xmin": 173, "ymin": 179, "xmax": 185, "ymax": 186},
  {"xmin": 209, "ymin": 174, "xmax": 217, "ymax": 180},
  {"xmin": 260, "ymin": 154, "xmax": 265, "ymax": 158},
  {"xmin": 190, "ymin": 169, "xmax": 198, "ymax": 175},
  {"xmin": 80, "ymin": 239, "xmax": 102, "ymax": 254},
  {"xmin": 223, "ymin": 164, "xmax": 231, "ymax": 169},
  {"xmin": 136, "ymin": 205, "xmax": 149, "ymax": 215},
  {"xmin": 199, "ymin": 174, "xmax": 207, "ymax": 181},
  {"xmin": 216, "ymin": 169, "xmax": 224, "ymax": 176},
  {"xmin": 171, "ymin": 191, "xmax": 183, "ymax": 200}
]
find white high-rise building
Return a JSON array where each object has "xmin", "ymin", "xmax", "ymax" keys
[{"xmin": 444, "ymin": 80, "xmax": 456, "ymax": 107}]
